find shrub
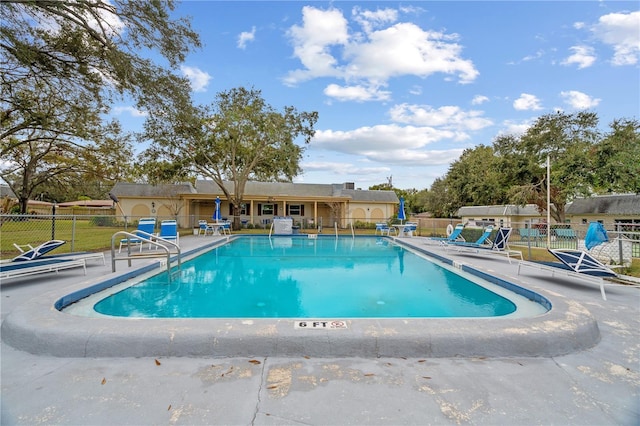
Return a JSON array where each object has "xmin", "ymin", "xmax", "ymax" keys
[{"xmin": 90, "ymin": 216, "xmax": 117, "ymax": 227}]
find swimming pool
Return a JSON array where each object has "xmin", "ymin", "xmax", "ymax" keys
[
  {"xmin": 82, "ymin": 236, "xmax": 532, "ymax": 318},
  {"xmin": 4, "ymin": 235, "xmax": 606, "ymax": 358}
]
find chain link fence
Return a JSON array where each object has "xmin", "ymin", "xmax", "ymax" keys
[{"xmin": 2, "ymin": 214, "xmax": 638, "ymax": 264}]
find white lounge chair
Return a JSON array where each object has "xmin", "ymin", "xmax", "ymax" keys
[
  {"xmin": 518, "ymin": 221, "xmax": 640, "ymax": 300},
  {"xmin": 0, "ymin": 258, "xmax": 87, "ymax": 280},
  {"xmin": 12, "ymin": 239, "xmax": 105, "ymax": 265},
  {"xmin": 518, "ymin": 249, "xmax": 620, "ymax": 300},
  {"xmin": 448, "ymin": 227, "xmax": 523, "ymax": 263},
  {"xmin": 446, "ymin": 225, "xmax": 493, "ymax": 250},
  {"xmin": 12, "ymin": 240, "xmax": 66, "ymax": 261}
]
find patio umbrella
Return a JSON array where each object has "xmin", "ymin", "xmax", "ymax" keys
[
  {"xmin": 398, "ymin": 197, "xmax": 406, "ymax": 224},
  {"xmin": 213, "ymin": 196, "xmax": 221, "ymax": 222}
]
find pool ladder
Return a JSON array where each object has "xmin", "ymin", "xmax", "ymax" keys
[{"xmin": 110, "ymin": 230, "xmax": 181, "ymax": 274}]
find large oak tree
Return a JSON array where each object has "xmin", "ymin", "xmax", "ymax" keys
[
  {"xmin": 142, "ymin": 87, "xmax": 318, "ymax": 229},
  {"xmin": 1, "ymin": 0, "xmax": 200, "ymax": 209}
]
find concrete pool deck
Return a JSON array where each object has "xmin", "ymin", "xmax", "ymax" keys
[{"xmin": 1, "ymin": 234, "xmax": 639, "ymax": 424}]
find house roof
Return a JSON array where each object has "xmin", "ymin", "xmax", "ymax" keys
[
  {"xmin": 0, "ymin": 185, "xmax": 15, "ymax": 198},
  {"xmin": 566, "ymin": 194, "xmax": 640, "ymax": 215},
  {"xmin": 57, "ymin": 200, "xmax": 114, "ymax": 208},
  {"xmin": 111, "ymin": 181, "xmax": 399, "ymax": 203},
  {"xmin": 457, "ymin": 204, "xmax": 542, "ymax": 217},
  {"xmin": 110, "ymin": 182, "xmax": 197, "ymax": 198}
]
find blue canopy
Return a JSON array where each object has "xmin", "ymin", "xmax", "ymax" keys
[
  {"xmin": 213, "ymin": 196, "xmax": 221, "ymax": 222},
  {"xmin": 398, "ymin": 197, "xmax": 406, "ymax": 223},
  {"xmin": 585, "ymin": 221, "xmax": 608, "ymax": 250}
]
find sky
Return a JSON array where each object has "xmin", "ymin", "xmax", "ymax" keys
[{"xmin": 112, "ymin": 1, "xmax": 640, "ymax": 191}]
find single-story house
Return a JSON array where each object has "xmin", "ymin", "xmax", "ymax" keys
[
  {"xmin": 456, "ymin": 204, "xmax": 546, "ymax": 228},
  {"xmin": 565, "ymin": 194, "xmax": 640, "ymax": 228},
  {"xmin": 109, "ymin": 181, "xmax": 399, "ymax": 229},
  {"xmin": 457, "ymin": 194, "xmax": 640, "ymax": 229}
]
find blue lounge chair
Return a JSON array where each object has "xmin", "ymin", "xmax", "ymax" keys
[
  {"xmin": 12, "ymin": 240, "xmax": 66, "ymax": 261},
  {"xmin": 517, "ymin": 222, "xmax": 639, "ymax": 300},
  {"xmin": 425, "ymin": 223, "xmax": 465, "ymax": 244},
  {"xmin": 12, "ymin": 240, "xmax": 105, "ymax": 265},
  {"xmin": 119, "ymin": 218, "xmax": 156, "ymax": 253},
  {"xmin": 155, "ymin": 219, "xmax": 179, "ymax": 249},
  {"xmin": 447, "ymin": 227, "xmax": 523, "ymax": 263},
  {"xmin": 518, "ymin": 249, "xmax": 619, "ymax": 300},
  {"xmin": 0, "ymin": 258, "xmax": 87, "ymax": 280},
  {"xmin": 446, "ymin": 225, "xmax": 493, "ymax": 249}
]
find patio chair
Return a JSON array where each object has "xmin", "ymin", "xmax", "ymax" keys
[
  {"xmin": 119, "ymin": 218, "xmax": 156, "ymax": 253},
  {"xmin": 425, "ymin": 223, "xmax": 465, "ymax": 245},
  {"xmin": 155, "ymin": 219, "xmax": 179, "ymax": 249},
  {"xmin": 219, "ymin": 221, "xmax": 231, "ymax": 235},
  {"xmin": 375, "ymin": 223, "xmax": 393, "ymax": 236},
  {"xmin": 198, "ymin": 220, "xmax": 213, "ymax": 236}
]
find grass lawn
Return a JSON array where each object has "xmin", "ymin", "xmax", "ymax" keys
[{"xmin": 2, "ymin": 222, "xmax": 638, "ymax": 278}]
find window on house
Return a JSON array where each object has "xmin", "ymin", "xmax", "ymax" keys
[
  {"xmin": 261, "ymin": 204, "xmax": 274, "ymax": 215},
  {"xmin": 287, "ymin": 204, "xmax": 304, "ymax": 216}
]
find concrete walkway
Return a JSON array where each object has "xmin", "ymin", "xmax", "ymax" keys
[{"xmin": 1, "ymin": 234, "xmax": 639, "ymax": 425}]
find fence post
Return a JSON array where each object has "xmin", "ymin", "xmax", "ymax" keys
[
  {"xmin": 527, "ymin": 219, "xmax": 532, "ymax": 260},
  {"xmin": 51, "ymin": 202, "xmax": 56, "ymax": 240},
  {"xmin": 71, "ymin": 215, "xmax": 76, "ymax": 252}
]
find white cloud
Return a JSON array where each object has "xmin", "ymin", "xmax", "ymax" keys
[
  {"xmin": 499, "ymin": 119, "xmax": 532, "ymax": 136},
  {"xmin": 284, "ymin": 7, "xmax": 349, "ymax": 84},
  {"xmin": 313, "ymin": 124, "xmax": 452, "ymax": 153},
  {"xmin": 284, "ymin": 6, "xmax": 478, "ymax": 91},
  {"xmin": 237, "ymin": 26, "xmax": 256, "ymax": 49},
  {"xmin": 522, "ymin": 50, "xmax": 545, "ymax": 62},
  {"xmin": 352, "ymin": 6, "xmax": 398, "ymax": 34},
  {"xmin": 389, "ymin": 104, "xmax": 493, "ymax": 132},
  {"xmin": 560, "ymin": 90, "xmax": 601, "ymax": 109},
  {"xmin": 180, "ymin": 66, "xmax": 212, "ymax": 92},
  {"xmin": 310, "ymin": 124, "xmax": 465, "ymax": 166},
  {"xmin": 112, "ymin": 106, "xmax": 147, "ymax": 117},
  {"xmin": 562, "ymin": 45, "xmax": 597, "ymax": 69},
  {"xmin": 302, "ymin": 161, "xmax": 390, "ymax": 176},
  {"xmin": 323, "ymin": 83, "xmax": 391, "ymax": 102},
  {"xmin": 513, "ymin": 93, "xmax": 543, "ymax": 111},
  {"xmin": 409, "ymin": 85, "xmax": 422, "ymax": 96},
  {"xmin": 471, "ymin": 95, "xmax": 489, "ymax": 105},
  {"xmin": 591, "ymin": 11, "xmax": 640, "ymax": 66}
]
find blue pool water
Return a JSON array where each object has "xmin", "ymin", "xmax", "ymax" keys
[{"xmin": 94, "ymin": 236, "xmax": 517, "ymax": 318}]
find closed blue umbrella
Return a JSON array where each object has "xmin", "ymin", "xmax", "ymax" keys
[
  {"xmin": 398, "ymin": 197, "xmax": 406, "ymax": 224},
  {"xmin": 213, "ymin": 196, "xmax": 221, "ymax": 222}
]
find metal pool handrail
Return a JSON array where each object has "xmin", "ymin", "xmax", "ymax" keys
[{"xmin": 110, "ymin": 231, "xmax": 181, "ymax": 274}]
